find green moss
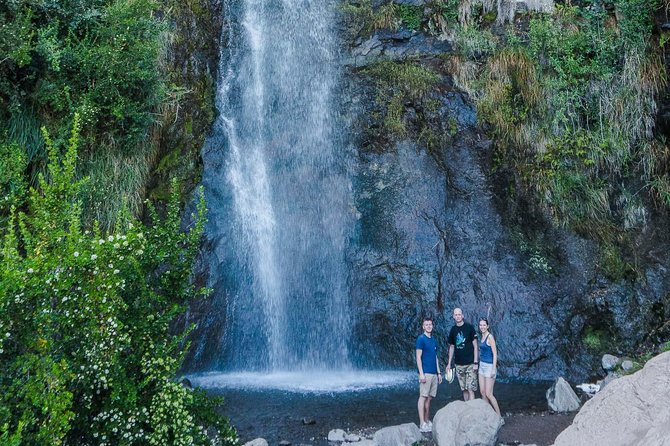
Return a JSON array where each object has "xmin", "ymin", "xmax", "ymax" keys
[
  {"xmin": 418, "ymin": 126, "xmax": 440, "ymax": 152},
  {"xmin": 447, "ymin": 116, "xmax": 458, "ymax": 137},
  {"xmin": 482, "ymin": 10, "xmax": 497, "ymax": 23},
  {"xmin": 583, "ymin": 327, "xmax": 604, "ymax": 351},
  {"xmin": 362, "ymin": 60, "xmax": 440, "ymax": 142},
  {"xmin": 600, "ymin": 244, "xmax": 636, "ymax": 282}
]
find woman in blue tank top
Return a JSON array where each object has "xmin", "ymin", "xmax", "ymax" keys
[{"xmin": 478, "ymin": 318, "xmax": 501, "ymax": 416}]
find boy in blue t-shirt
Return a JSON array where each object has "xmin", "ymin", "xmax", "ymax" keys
[{"xmin": 415, "ymin": 317, "xmax": 442, "ymax": 433}]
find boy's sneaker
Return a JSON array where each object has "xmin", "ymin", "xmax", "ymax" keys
[
  {"xmin": 427, "ymin": 421, "xmax": 433, "ymax": 429},
  {"xmin": 419, "ymin": 422, "xmax": 431, "ymax": 433}
]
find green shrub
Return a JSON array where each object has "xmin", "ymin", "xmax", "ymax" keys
[
  {"xmin": 424, "ymin": 0, "xmax": 459, "ymax": 35},
  {"xmin": 0, "ymin": 0, "xmax": 167, "ymax": 227},
  {"xmin": 0, "ymin": 116, "xmax": 237, "ymax": 446},
  {"xmin": 455, "ymin": 26, "xmax": 497, "ymax": 59},
  {"xmin": 0, "ymin": 142, "xmax": 27, "ymax": 222},
  {"xmin": 362, "ymin": 61, "xmax": 440, "ymax": 141},
  {"xmin": 396, "ymin": 4, "xmax": 423, "ymax": 30},
  {"xmin": 468, "ymin": 0, "xmax": 668, "ymax": 255}
]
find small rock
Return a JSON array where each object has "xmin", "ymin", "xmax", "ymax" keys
[
  {"xmin": 352, "ymin": 35, "xmax": 382, "ymax": 58},
  {"xmin": 328, "ymin": 429, "xmax": 346, "ymax": 443},
  {"xmin": 302, "ymin": 417, "xmax": 316, "ymax": 425},
  {"xmin": 279, "ymin": 441, "xmax": 291, "ymax": 446},
  {"xmin": 180, "ymin": 377, "xmax": 193, "ymax": 389},
  {"xmin": 576, "ymin": 383, "xmax": 600, "ymax": 395},
  {"xmin": 621, "ymin": 360, "xmax": 634, "ymax": 372},
  {"xmin": 243, "ymin": 439, "xmax": 268, "ymax": 446},
  {"xmin": 377, "ymin": 29, "xmax": 413, "ymax": 42},
  {"xmin": 546, "ymin": 377, "xmax": 581, "ymax": 412},
  {"xmin": 373, "ymin": 423, "xmax": 422, "ymax": 446},
  {"xmin": 601, "ymin": 354, "xmax": 620, "ymax": 371},
  {"xmin": 345, "ymin": 434, "xmax": 361, "ymax": 442}
]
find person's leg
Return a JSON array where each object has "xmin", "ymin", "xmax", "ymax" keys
[
  {"xmin": 485, "ymin": 377, "xmax": 501, "ymax": 416},
  {"xmin": 479, "ymin": 373, "xmax": 487, "ymax": 403},
  {"xmin": 466, "ymin": 364, "xmax": 476, "ymax": 401},
  {"xmin": 418, "ymin": 395, "xmax": 427, "ymax": 425},
  {"xmin": 456, "ymin": 366, "xmax": 469, "ymax": 401},
  {"xmin": 426, "ymin": 375, "xmax": 437, "ymax": 426},
  {"xmin": 423, "ymin": 396, "xmax": 432, "ymax": 423}
]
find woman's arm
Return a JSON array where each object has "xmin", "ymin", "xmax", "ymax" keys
[{"xmin": 490, "ymin": 335, "xmax": 498, "ymax": 370}]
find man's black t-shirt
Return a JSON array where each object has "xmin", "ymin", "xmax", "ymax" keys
[{"xmin": 448, "ymin": 322, "xmax": 477, "ymax": 365}]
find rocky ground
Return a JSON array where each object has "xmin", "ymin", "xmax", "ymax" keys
[
  {"xmin": 496, "ymin": 412, "xmax": 576, "ymax": 446},
  {"xmin": 337, "ymin": 411, "xmax": 575, "ymax": 446}
]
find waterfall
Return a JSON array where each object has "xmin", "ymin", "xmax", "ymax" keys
[{"xmin": 204, "ymin": 0, "xmax": 354, "ymax": 371}]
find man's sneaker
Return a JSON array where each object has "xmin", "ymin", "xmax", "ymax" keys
[
  {"xmin": 427, "ymin": 421, "xmax": 433, "ymax": 429},
  {"xmin": 419, "ymin": 422, "xmax": 431, "ymax": 433}
]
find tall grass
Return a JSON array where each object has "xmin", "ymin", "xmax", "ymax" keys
[{"xmin": 82, "ymin": 142, "xmax": 156, "ymax": 225}]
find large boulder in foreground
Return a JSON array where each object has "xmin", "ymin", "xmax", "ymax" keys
[
  {"xmin": 546, "ymin": 377, "xmax": 581, "ymax": 412},
  {"xmin": 373, "ymin": 423, "xmax": 422, "ymax": 446},
  {"xmin": 433, "ymin": 399, "xmax": 503, "ymax": 446},
  {"xmin": 553, "ymin": 351, "xmax": 670, "ymax": 446}
]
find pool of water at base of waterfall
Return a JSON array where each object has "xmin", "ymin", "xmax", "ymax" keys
[{"xmin": 201, "ymin": 376, "xmax": 563, "ymax": 446}]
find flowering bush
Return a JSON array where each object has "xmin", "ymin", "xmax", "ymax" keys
[{"xmin": 0, "ymin": 115, "xmax": 237, "ymax": 446}]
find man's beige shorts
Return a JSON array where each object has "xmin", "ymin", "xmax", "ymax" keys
[
  {"xmin": 419, "ymin": 373, "xmax": 438, "ymax": 397},
  {"xmin": 456, "ymin": 364, "xmax": 478, "ymax": 391}
]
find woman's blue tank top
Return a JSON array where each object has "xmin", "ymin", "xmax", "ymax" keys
[{"xmin": 480, "ymin": 333, "xmax": 493, "ymax": 364}]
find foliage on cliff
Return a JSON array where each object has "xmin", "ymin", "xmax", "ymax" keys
[
  {"xmin": 458, "ymin": 0, "xmax": 669, "ymax": 281},
  {"xmin": 0, "ymin": 117, "xmax": 236, "ymax": 446},
  {"xmin": 344, "ymin": 0, "xmax": 670, "ymax": 281},
  {"xmin": 0, "ymin": 0, "xmax": 218, "ymax": 226}
]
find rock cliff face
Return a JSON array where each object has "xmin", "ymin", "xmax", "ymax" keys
[
  {"xmin": 185, "ymin": 2, "xmax": 670, "ymax": 381},
  {"xmin": 339, "ymin": 23, "xmax": 670, "ymax": 380}
]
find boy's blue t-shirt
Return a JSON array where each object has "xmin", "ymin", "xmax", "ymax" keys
[{"xmin": 416, "ymin": 333, "xmax": 438, "ymax": 374}]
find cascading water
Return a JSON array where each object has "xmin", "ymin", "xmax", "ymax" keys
[{"xmin": 197, "ymin": 0, "xmax": 358, "ymax": 374}]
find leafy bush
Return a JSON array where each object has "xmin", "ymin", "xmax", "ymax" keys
[
  {"xmin": 0, "ymin": 0, "xmax": 167, "ymax": 227},
  {"xmin": 0, "ymin": 116, "xmax": 237, "ymax": 446},
  {"xmin": 396, "ymin": 4, "xmax": 423, "ymax": 30},
  {"xmin": 0, "ymin": 142, "xmax": 27, "ymax": 222},
  {"xmin": 469, "ymin": 0, "xmax": 669, "ymax": 253}
]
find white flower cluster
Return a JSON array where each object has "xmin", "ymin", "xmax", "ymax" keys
[{"xmin": 92, "ymin": 407, "xmax": 147, "ymax": 445}]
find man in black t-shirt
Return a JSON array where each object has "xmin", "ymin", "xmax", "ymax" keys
[{"xmin": 446, "ymin": 307, "xmax": 479, "ymax": 401}]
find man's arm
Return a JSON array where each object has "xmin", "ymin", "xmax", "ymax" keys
[
  {"xmin": 416, "ymin": 349, "xmax": 426, "ymax": 383},
  {"xmin": 446, "ymin": 344, "xmax": 454, "ymax": 369},
  {"xmin": 490, "ymin": 335, "xmax": 498, "ymax": 372}
]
